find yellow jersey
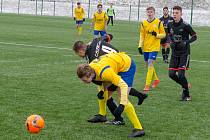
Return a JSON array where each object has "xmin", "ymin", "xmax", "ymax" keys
[
  {"xmin": 89, "ymin": 52, "xmax": 131, "ymax": 87},
  {"xmin": 138, "ymin": 18, "xmax": 165, "ymax": 52},
  {"xmin": 92, "ymin": 11, "xmax": 108, "ymax": 31},
  {"xmin": 74, "ymin": 7, "xmax": 85, "ymax": 21}
]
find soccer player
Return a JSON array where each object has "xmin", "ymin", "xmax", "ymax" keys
[
  {"xmin": 77, "ymin": 52, "xmax": 145, "ymax": 137},
  {"xmin": 74, "ymin": 2, "xmax": 85, "ymax": 35},
  {"xmin": 73, "ymin": 35, "xmax": 147, "ymax": 124},
  {"xmin": 138, "ymin": 6, "xmax": 166, "ymax": 91},
  {"xmin": 107, "ymin": 3, "xmax": 115, "ymax": 26},
  {"xmin": 159, "ymin": 7, "xmax": 174, "ymax": 63},
  {"xmin": 168, "ymin": 6, "xmax": 197, "ymax": 101},
  {"xmin": 91, "ymin": 4, "xmax": 108, "ymax": 38}
]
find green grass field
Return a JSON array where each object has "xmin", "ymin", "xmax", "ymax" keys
[{"xmin": 0, "ymin": 13, "xmax": 210, "ymax": 140}]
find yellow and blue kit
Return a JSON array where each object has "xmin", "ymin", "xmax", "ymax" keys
[
  {"xmin": 74, "ymin": 7, "xmax": 85, "ymax": 22},
  {"xmin": 92, "ymin": 11, "xmax": 108, "ymax": 36}
]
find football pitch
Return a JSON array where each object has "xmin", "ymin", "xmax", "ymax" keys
[{"xmin": 0, "ymin": 13, "xmax": 210, "ymax": 140}]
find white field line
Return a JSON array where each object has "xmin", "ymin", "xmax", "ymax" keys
[{"xmin": 0, "ymin": 41, "xmax": 210, "ymax": 64}]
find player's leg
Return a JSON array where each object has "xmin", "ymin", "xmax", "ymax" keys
[
  {"xmin": 100, "ymin": 31, "xmax": 107, "ymax": 37},
  {"xmin": 87, "ymin": 86, "xmax": 108, "ymax": 123},
  {"xmin": 119, "ymin": 60, "xmax": 148, "ymax": 105},
  {"xmin": 78, "ymin": 21, "xmax": 83, "ymax": 35},
  {"xmin": 161, "ymin": 39, "xmax": 166, "ymax": 62},
  {"xmin": 165, "ymin": 43, "xmax": 170, "ymax": 63},
  {"xmin": 107, "ymin": 16, "xmax": 111, "ymax": 25},
  {"xmin": 111, "ymin": 16, "xmax": 114, "ymax": 26},
  {"xmin": 124, "ymin": 101, "xmax": 145, "ymax": 137},
  {"xmin": 168, "ymin": 55, "xmax": 181, "ymax": 85},
  {"xmin": 93, "ymin": 30, "xmax": 100, "ymax": 38},
  {"xmin": 178, "ymin": 55, "xmax": 191, "ymax": 101},
  {"xmin": 144, "ymin": 52, "xmax": 159, "ymax": 91}
]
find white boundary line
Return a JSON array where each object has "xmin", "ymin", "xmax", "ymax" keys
[{"xmin": 0, "ymin": 41, "xmax": 210, "ymax": 64}]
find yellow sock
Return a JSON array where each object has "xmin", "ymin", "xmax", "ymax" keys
[
  {"xmin": 152, "ymin": 68, "xmax": 159, "ymax": 81},
  {"xmin": 146, "ymin": 64, "xmax": 154, "ymax": 86},
  {"xmin": 77, "ymin": 26, "xmax": 82, "ymax": 35},
  {"xmin": 124, "ymin": 101, "xmax": 143, "ymax": 129},
  {"xmin": 98, "ymin": 90, "xmax": 108, "ymax": 116}
]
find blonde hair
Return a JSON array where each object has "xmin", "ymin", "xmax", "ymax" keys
[{"xmin": 77, "ymin": 64, "xmax": 94, "ymax": 78}]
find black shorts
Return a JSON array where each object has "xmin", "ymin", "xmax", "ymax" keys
[
  {"xmin": 161, "ymin": 36, "xmax": 170, "ymax": 45},
  {"xmin": 169, "ymin": 55, "xmax": 190, "ymax": 70}
]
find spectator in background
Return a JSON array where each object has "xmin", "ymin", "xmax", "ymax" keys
[{"xmin": 107, "ymin": 3, "xmax": 115, "ymax": 26}]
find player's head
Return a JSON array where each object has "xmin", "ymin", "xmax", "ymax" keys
[
  {"xmin": 77, "ymin": 2, "xmax": 81, "ymax": 8},
  {"xmin": 73, "ymin": 41, "xmax": 86, "ymax": 58},
  {"xmin": 105, "ymin": 34, "xmax": 113, "ymax": 43},
  {"xmin": 97, "ymin": 4, "xmax": 103, "ymax": 12},
  {"xmin": 77, "ymin": 64, "xmax": 95, "ymax": 83},
  {"xmin": 110, "ymin": 3, "xmax": 113, "ymax": 7},
  {"xmin": 173, "ymin": 6, "xmax": 182, "ymax": 22},
  {"xmin": 146, "ymin": 6, "xmax": 155, "ymax": 20},
  {"xmin": 163, "ymin": 7, "xmax": 169, "ymax": 16}
]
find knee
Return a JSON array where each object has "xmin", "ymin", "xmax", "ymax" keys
[
  {"xmin": 169, "ymin": 70, "xmax": 176, "ymax": 79},
  {"xmin": 178, "ymin": 71, "xmax": 185, "ymax": 79}
]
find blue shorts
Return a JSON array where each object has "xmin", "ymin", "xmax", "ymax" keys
[
  {"xmin": 94, "ymin": 30, "xmax": 107, "ymax": 36},
  {"xmin": 118, "ymin": 60, "xmax": 136, "ymax": 87},
  {"xmin": 143, "ymin": 52, "xmax": 158, "ymax": 61},
  {"xmin": 76, "ymin": 20, "xmax": 83, "ymax": 25}
]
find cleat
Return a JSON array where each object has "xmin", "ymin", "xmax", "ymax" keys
[
  {"xmin": 152, "ymin": 80, "xmax": 160, "ymax": 88},
  {"xmin": 137, "ymin": 93, "xmax": 148, "ymax": 105},
  {"xmin": 129, "ymin": 129, "xmax": 145, "ymax": 137},
  {"xmin": 105, "ymin": 119, "xmax": 125, "ymax": 125},
  {"xmin": 180, "ymin": 96, "xmax": 191, "ymax": 101},
  {"xmin": 180, "ymin": 90, "xmax": 191, "ymax": 101},
  {"xmin": 143, "ymin": 85, "xmax": 150, "ymax": 91},
  {"xmin": 164, "ymin": 59, "xmax": 169, "ymax": 63},
  {"xmin": 87, "ymin": 114, "xmax": 107, "ymax": 123}
]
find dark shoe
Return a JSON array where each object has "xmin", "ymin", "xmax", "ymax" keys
[
  {"xmin": 137, "ymin": 93, "xmax": 148, "ymax": 105},
  {"xmin": 87, "ymin": 114, "xmax": 107, "ymax": 123},
  {"xmin": 105, "ymin": 119, "xmax": 125, "ymax": 125},
  {"xmin": 180, "ymin": 95, "xmax": 191, "ymax": 101},
  {"xmin": 129, "ymin": 129, "xmax": 145, "ymax": 137},
  {"xmin": 180, "ymin": 90, "xmax": 191, "ymax": 101}
]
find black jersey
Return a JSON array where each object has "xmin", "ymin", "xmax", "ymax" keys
[
  {"xmin": 168, "ymin": 18, "xmax": 197, "ymax": 56},
  {"xmin": 85, "ymin": 37, "xmax": 119, "ymax": 63},
  {"xmin": 159, "ymin": 15, "xmax": 173, "ymax": 34}
]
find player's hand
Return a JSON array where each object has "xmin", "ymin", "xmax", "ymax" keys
[
  {"xmin": 114, "ymin": 104, "xmax": 125, "ymax": 120},
  {"xmin": 83, "ymin": 18, "xmax": 85, "ymax": 21},
  {"xmin": 138, "ymin": 47, "xmax": 143, "ymax": 55},
  {"xmin": 151, "ymin": 31, "xmax": 157, "ymax": 37},
  {"xmin": 97, "ymin": 91, "xmax": 104, "ymax": 99},
  {"xmin": 74, "ymin": 17, "xmax": 76, "ymax": 20}
]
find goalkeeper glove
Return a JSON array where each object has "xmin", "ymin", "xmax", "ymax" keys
[
  {"xmin": 151, "ymin": 31, "xmax": 157, "ymax": 37},
  {"xmin": 138, "ymin": 47, "xmax": 143, "ymax": 55},
  {"xmin": 97, "ymin": 91, "xmax": 104, "ymax": 99}
]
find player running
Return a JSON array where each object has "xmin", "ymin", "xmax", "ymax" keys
[{"xmin": 74, "ymin": 2, "xmax": 85, "ymax": 35}]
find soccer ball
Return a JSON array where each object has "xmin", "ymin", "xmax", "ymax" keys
[{"xmin": 25, "ymin": 114, "xmax": 45, "ymax": 133}]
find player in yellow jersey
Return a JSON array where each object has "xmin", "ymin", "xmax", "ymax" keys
[
  {"xmin": 91, "ymin": 4, "xmax": 108, "ymax": 38},
  {"xmin": 74, "ymin": 2, "xmax": 85, "ymax": 35},
  {"xmin": 138, "ymin": 6, "xmax": 166, "ymax": 91},
  {"xmin": 77, "ymin": 53, "xmax": 145, "ymax": 137}
]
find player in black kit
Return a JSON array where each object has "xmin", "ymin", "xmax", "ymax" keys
[
  {"xmin": 159, "ymin": 7, "xmax": 174, "ymax": 63},
  {"xmin": 73, "ymin": 34, "xmax": 147, "ymax": 124},
  {"xmin": 167, "ymin": 6, "xmax": 197, "ymax": 101}
]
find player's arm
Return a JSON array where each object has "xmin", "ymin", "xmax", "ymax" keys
[
  {"xmin": 100, "ymin": 67, "xmax": 128, "ymax": 105},
  {"xmin": 82, "ymin": 8, "xmax": 85, "ymax": 21},
  {"xmin": 186, "ymin": 24, "xmax": 197, "ymax": 44},
  {"xmin": 156, "ymin": 22, "xmax": 166, "ymax": 39},
  {"xmin": 138, "ymin": 23, "xmax": 144, "ymax": 54},
  {"xmin": 91, "ymin": 14, "xmax": 95, "ymax": 29},
  {"xmin": 74, "ymin": 8, "xmax": 76, "ymax": 20},
  {"xmin": 104, "ymin": 14, "xmax": 108, "ymax": 31}
]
